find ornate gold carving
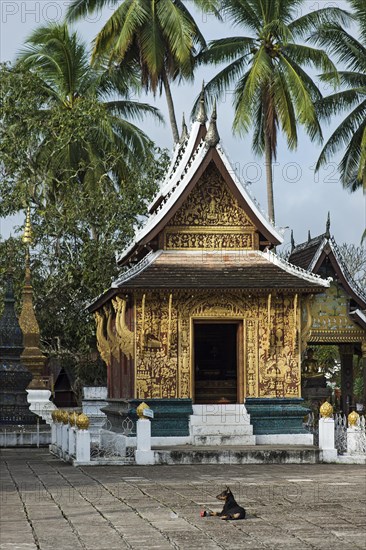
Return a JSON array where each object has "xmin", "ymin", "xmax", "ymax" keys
[
  {"xmin": 167, "ymin": 293, "xmax": 173, "ymax": 356},
  {"xmin": 320, "ymin": 401, "xmax": 333, "ymax": 418},
  {"xmin": 104, "ymin": 305, "xmax": 120, "ymax": 363},
  {"xmin": 303, "ymin": 284, "xmax": 365, "ymax": 344},
  {"xmin": 135, "ymin": 292, "xmax": 178, "ymax": 399},
  {"xmin": 244, "ymin": 319, "xmax": 259, "ymax": 397},
  {"xmin": 95, "ymin": 310, "xmax": 111, "ymax": 366},
  {"xmin": 165, "ymin": 231, "xmax": 253, "ymax": 250},
  {"xmin": 301, "ymin": 294, "xmax": 313, "ymax": 351},
  {"xmin": 134, "ymin": 290, "xmax": 302, "ymax": 400},
  {"xmin": 170, "ymin": 165, "xmax": 254, "ymax": 228},
  {"xmin": 112, "ymin": 297, "xmax": 135, "ymax": 360},
  {"xmin": 163, "ymin": 164, "xmax": 257, "ymax": 251}
]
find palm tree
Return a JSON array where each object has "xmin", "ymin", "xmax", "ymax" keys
[
  {"xmin": 66, "ymin": 0, "xmax": 210, "ymax": 144},
  {"xmin": 198, "ymin": 1, "xmax": 351, "ymax": 224},
  {"xmin": 17, "ymin": 23, "xmax": 162, "ymax": 198},
  {"xmin": 313, "ymin": 0, "xmax": 366, "ymax": 193}
]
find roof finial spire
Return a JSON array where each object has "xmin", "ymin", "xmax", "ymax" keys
[
  {"xmin": 180, "ymin": 113, "xmax": 189, "ymax": 143},
  {"xmin": 195, "ymin": 81, "xmax": 207, "ymax": 125},
  {"xmin": 291, "ymin": 230, "xmax": 295, "ymax": 251},
  {"xmin": 325, "ymin": 211, "xmax": 331, "ymax": 239},
  {"xmin": 308, "ymin": 230, "xmax": 311, "ymax": 243},
  {"xmin": 205, "ymin": 100, "xmax": 220, "ymax": 148}
]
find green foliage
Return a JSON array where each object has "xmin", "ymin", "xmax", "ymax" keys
[
  {"xmin": 197, "ymin": 0, "xmax": 352, "ymax": 222},
  {"xmin": 67, "ymin": 0, "xmax": 209, "ymax": 143},
  {"xmin": 0, "ymin": 146, "xmax": 169, "ymax": 355},
  {"xmin": 313, "ymin": 345, "xmax": 340, "ymax": 385},
  {"xmin": 313, "ymin": 0, "xmax": 366, "ymax": 192},
  {"xmin": 0, "ymin": 28, "xmax": 170, "ymax": 358}
]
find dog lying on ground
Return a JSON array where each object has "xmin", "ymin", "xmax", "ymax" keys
[{"xmin": 201, "ymin": 486, "xmax": 246, "ymax": 520}]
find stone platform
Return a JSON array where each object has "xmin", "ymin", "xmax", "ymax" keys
[{"xmin": 153, "ymin": 444, "xmax": 319, "ymax": 465}]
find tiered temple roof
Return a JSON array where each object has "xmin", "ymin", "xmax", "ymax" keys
[
  {"xmin": 289, "ymin": 218, "xmax": 366, "ymax": 331},
  {"xmin": 88, "ymin": 94, "xmax": 331, "ymax": 312}
]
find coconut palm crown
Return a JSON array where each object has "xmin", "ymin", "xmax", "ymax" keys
[
  {"xmin": 312, "ymin": 0, "xmax": 366, "ymax": 193},
  {"xmin": 198, "ymin": 0, "xmax": 352, "ymax": 224},
  {"xmin": 67, "ymin": 0, "xmax": 211, "ymax": 144},
  {"xmin": 17, "ymin": 23, "xmax": 162, "ymax": 195}
]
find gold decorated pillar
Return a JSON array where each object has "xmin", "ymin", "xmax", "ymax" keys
[
  {"xmin": 362, "ymin": 342, "xmax": 366, "ymax": 407},
  {"xmin": 18, "ymin": 208, "xmax": 47, "ymax": 389}
]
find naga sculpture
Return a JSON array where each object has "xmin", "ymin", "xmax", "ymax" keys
[{"xmin": 112, "ymin": 296, "xmax": 135, "ymax": 360}]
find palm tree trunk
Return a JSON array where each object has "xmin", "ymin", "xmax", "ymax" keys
[
  {"xmin": 162, "ymin": 70, "xmax": 179, "ymax": 144},
  {"xmin": 264, "ymin": 132, "xmax": 275, "ymax": 225}
]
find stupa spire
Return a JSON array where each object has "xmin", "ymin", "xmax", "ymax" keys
[{"xmin": 18, "ymin": 208, "xmax": 47, "ymax": 390}]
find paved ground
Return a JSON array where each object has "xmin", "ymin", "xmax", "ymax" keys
[{"xmin": 1, "ymin": 448, "xmax": 365, "ymax": 550}]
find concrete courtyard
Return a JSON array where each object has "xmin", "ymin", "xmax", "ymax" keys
[{"xmin": 0, "ymin": 448, "xmax": 365, "ymax": 550}]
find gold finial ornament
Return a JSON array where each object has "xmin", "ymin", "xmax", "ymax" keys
[
  {"xmin": 51, "ymin": 410, "xmax": 58, "ymax": 422},
  {"xmin": 320, "ymin": 401, "xmax": 333, "ymax": 418},
  {"xmin": 54, "ymin": 409, "xmax": 62, "ymax": 422},
  {"xmin": 22, "ymin": 207, "xmax": 33, "ymax": 245},
  {"xmin": 76, "ymin": 413, "xmax": 90, "ymax": 430},
  {"xmin": 136, "ymin": 402, "xmax": 150, "ymax": 419},
  {"xmin": 348, "ymin": 411, "xmax": 360, "ymax": 427},
  {"xmin": 61, "ymin": 410, "xmax": 69, "ymax": 424},
  {"xmin": 69, "ymin": 411, "xmax": 78, "ymax": 426}
]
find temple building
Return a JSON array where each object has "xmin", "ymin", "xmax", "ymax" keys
[
  {"xmin": 289, "ymin": 224, "xmax": 366, "ymax": 414},
  {"xmin": 88, "ymin": 95, "xmax": 364, "ymax": 445}
]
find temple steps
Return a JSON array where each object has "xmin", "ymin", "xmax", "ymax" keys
[{"xmin": 190, "ymin": 404, "xmax": 256, "ymax": 446}]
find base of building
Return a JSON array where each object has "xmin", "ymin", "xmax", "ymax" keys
[
  {"xmin": 245, "ymin": 398, "xmax": 310, "ymax": 435},
  {"xmin": 256, "ymin": 433, "xmax": 314, "ymax": 445},
  {"xmin": 102, "ymin": 398, "xmax": 193, "ymax": 437}
]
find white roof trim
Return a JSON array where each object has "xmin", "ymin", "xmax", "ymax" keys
[
  {"xmin": 308, "ymin": 237, "xmax": 328, "ymax": 272},
  {"xmin": 216, "ymin": 144, "xmax": 283, "ymax": 244},
  {"xmin": 117, "ymin": 140, "xmax": 208, "ymax": 263},
  {"xmin": 262, "ymin": 250, "xmax": 331, "ymax": 287},
  {"xmin": 147, "ymin": 121, "xmax": 203, "ymax": 212},
  {"xmin": 307, "ymin": 237, "xmax": 366, "ymax": 302},
  {"xmin": 117, "ymin": 132, "xmax": 286, "ymax": 265},
  {"xmin": 349, "ymin": 309, "xmax": 366, "ymax": 326},
  {"xmin": 112, "ymin": 250, "xmax": 162, "ymax": 287}
]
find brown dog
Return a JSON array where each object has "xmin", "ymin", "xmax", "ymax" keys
[{"xmin": 202, "ymin": 487, "xmax": 246, "ymax": 520}]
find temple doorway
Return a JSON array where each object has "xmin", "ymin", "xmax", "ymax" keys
[{"xmin": 193, "ymin": 322, "xmax": 239, "ymax": 404}]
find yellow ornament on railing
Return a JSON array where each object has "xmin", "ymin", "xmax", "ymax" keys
[
  {"xmin": 76, "ymin": 413, "xmax": 90, "ymax": 430},
  {"xmin": 69, "ymin": 411, "xmax": 78, "ymax": 426},
  {"xmin": 51, "ymin": 410, "xmax": 58, "ymax": 423},
  {"xmin": 61, "ymin": 410, "xmax": 69, "ymax": 424},
  {"xmin": 348, "ymin": 411, "xmax": 360, "ymax": 427},
  {"xmin": 136, "ymin": 402, "xmax": 150, "ymax": 419},
  {"xmin": 320, "ymin": 401, "xmax": 333, "ymax": 418}
]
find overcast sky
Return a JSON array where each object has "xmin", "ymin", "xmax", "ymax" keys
[{"xmin": 0, "ymin": 0, "xmax": 365, "ymax": 253}]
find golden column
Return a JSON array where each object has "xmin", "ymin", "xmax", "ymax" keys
[{"xmin": 18, "ymin": 208, "xmax": 47, "ymax": 389}]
